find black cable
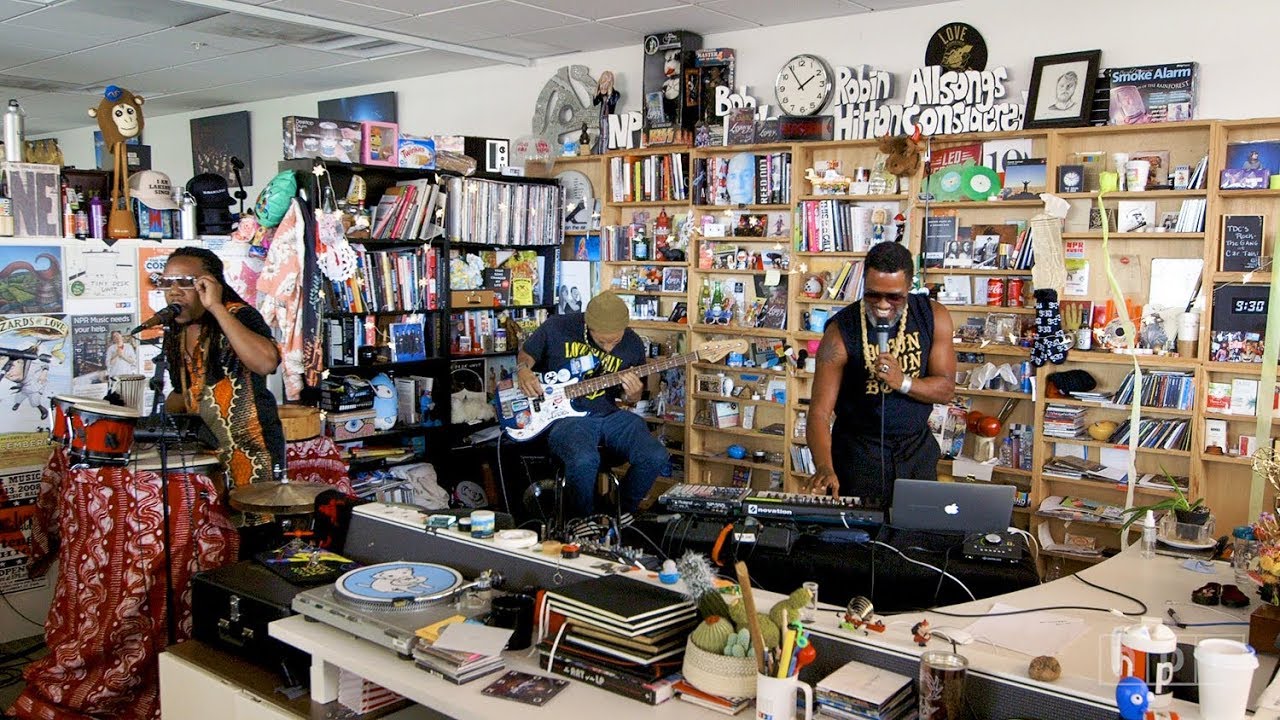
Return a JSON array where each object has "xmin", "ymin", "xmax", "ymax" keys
[
  {"xmin": 929, "ymin": 572, "xmax": 1148, "ymax": 618},
  {"xmin": 622, "ymin": 524, "xmax": 668, "ymax": 562},
  {"xmin": 0, "ymin": 638, "xmax": 43, "ymax": 665}
]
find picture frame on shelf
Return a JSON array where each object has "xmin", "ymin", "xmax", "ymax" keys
[
  {"xmin": 661, "ymin": 267, "xmax": 687, "ymax": 293},
  {"xmin": 1023, "ymin": 50, "xmax": 1100, "ymax": 128},
  {"xmin": 389, "ymin": 322, "xmax": 427, "ymax": 362}
]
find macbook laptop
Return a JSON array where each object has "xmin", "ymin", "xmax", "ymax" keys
[{"xmin": 890, "ymin": 479, "xmax": 1015, "ymax": 534}]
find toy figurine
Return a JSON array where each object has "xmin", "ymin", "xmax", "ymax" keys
[
  {"xmin": 578, "ymin": 123, "xmax": 591, "ymax": 156},
  {"xmin": 871, "ymin": 207, "xmax": 888, "ymax": 243},
  {"xmin": 911, "ymin": 619, "xmax": 932, "ymax": 646},
  {"xmin": 593, "ymin": 71, "xmax": 620, "ymax": 155},
  {"xmin": 1115, "ymin": 676, "xmax": 1150, "ymax": 720}
]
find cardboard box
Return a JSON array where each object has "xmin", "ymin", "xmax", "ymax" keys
[
  {"xmin": 397, "ymin": 135, "xmax": 436, "ymax": 169},
  {"xmin": 450, "ymin": 289, "xmax": 496, "ymax": 307},
  {"xmin": 641, "ymin": 30, "xmax": 703, "ymax": 146},
  {"xmin": 325, "ymin": 409, "xmax": 377, "ymax": 441},
  {"xmin": 282, "ymin": 116, "xmax": 362, "ymax": 162},
  {"xmin": 361, "ymin": 121, "xmax": 398, "ymax": 166}
]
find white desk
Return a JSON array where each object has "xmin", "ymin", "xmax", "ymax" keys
[{"xmin": 269, "ymin": 512, "xmax": 1274, "ymax": 719}]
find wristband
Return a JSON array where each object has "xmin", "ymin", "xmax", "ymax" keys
[{"xmin": 899, "ymin": 376, "xmax": 912, "ymax": 395}]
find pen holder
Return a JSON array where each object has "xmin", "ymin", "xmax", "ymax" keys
[{"xmin": 682, "ymin": 638, "xmax": 758, "ymax": 698}]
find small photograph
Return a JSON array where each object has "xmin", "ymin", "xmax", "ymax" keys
[{"xmin": 661, "ymin": 267, "xmax": 687, "ymax": 293}]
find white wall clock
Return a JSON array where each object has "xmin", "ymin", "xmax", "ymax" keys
[{"xmin": 774, "ymin": 54, "xmax": 833, "ymax": 116}]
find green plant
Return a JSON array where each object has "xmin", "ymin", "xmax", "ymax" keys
[{"xmin": 1119, "ymin": 467, "xmax": 1206, "ymax": 531}]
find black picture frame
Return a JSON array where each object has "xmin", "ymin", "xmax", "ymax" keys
[
  {"xmin": 1024, "ymin": 50, "xmax": 1101, "ymax": 129},
  {"xmin": 190, "ymin": 110, "xmax": 252, "ymax": 185}
]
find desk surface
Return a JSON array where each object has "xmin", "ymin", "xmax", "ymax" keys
[{"xmin": 270, "ymin": 521, "xmax": 1272, "ymax": 720}]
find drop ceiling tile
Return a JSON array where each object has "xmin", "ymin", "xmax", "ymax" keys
[
  {"xmin": 0, "ymin": 1, "xmax": 44, "ymax": 22},
  {"xmin": 850, "ymin": 0, "xmax": 951, "ymax": 8},
  {"xmin": 263, "ymin": 0, "xmax": 410, "ymax": 26},
  {"xmin": 390, "ymin": 1, "xmax": 578, "ymax": 39},
  {"xmin": 0, "ymin": 23, "xmax": 111, "ymax": 53},
  {"xmin": 702, "ymin": 0, "xmax": 866, "ymax": 25},
  {"xmin": 352, "ymin": 0, "xmax": 488, "ymax": 14},
  {"xmin": 0, "ymin": 43, "xmax": 60, "ymax": 71},
  {"xmin": 5, "ymin": 2, "xmax": 171, "ymax": 43},
  {"xmin": 61, "ymin": 0, "xmax": 221, "ymax": 26},
  {"xmin": 518, "ymin": 0, "xmax": 685, "ymax": 21},
  {"xmin": 468, "ymin": 35, "xmax": 572, "ymax": 58},
  {"xmin": 139, "ymin": 27, "xmax": 273, "ymax": 55},
  {"xmin": 4, "ymin": 43, "xmax": 183, "ymax": 85},
  {"xmin": 601, "ymin": 5, "xmax": 757, "ymax": 34},
  {"xmin": 513, "ymin": 21, "xmax": 638, "ymax": 52},
  {"xmin": 180, "ymin": 11, "xmax": 346, "ymax": 44},
  {"xmin": 117, "ymin": 45, "xmax": 344, "ymax": 95}
]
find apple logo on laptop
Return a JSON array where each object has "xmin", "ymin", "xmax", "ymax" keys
[{"xmin": 944, "ymin": 503, "xmax": 960, "ymax": 515}]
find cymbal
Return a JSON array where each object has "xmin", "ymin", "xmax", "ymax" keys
[{"xmin": 228, "ymin": 481, "xmax": 330, "ymax": 513}]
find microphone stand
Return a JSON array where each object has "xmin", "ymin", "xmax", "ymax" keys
[{"xmin": 147, "ymin": 325, "xmax": 178, "ymax": 647}]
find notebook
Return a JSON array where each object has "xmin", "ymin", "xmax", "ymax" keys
[{"xmin": 544, "ymin": 575, "xmax": 695, "ymax": 633}]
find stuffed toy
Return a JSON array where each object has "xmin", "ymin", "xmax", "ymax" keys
[
  {"xmin": 878, "ymin": 132, "xmax": 924, "ymax": 177},
  {"xmin": 88, "ymin": 85, "xmax": 144, "ymax": 240}
]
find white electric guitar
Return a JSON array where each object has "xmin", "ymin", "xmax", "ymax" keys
[{"xmin": 495, "ymin": 339, "xmax": 747, "ymax": 441}]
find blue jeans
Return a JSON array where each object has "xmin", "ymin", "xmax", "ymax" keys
[{"xmin": 546, "ymin": 411, "xmax": 669, "ymax": 519}]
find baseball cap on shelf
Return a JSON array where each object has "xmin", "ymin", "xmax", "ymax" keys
[
  {"xmin": 127, "ymin": 170, "xmax": 178, "ymax": 210},
  {"xmin": 186, "ymin": 172, "xmax": 234, "ymax": 207}
]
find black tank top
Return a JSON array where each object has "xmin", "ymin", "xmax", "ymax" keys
[{"xmin": 829, "ymin": 293, "xmax": 935, "ymax": 437}]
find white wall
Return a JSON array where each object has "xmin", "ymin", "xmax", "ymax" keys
[{"xmin": 44, "ymin": 0, "xmax": 1275, "ymax": 201}]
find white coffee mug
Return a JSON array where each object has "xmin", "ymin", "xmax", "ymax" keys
[
  {"xmin": 1125, "ymin": 160, "xmax": 1151, "ymax": 192},
  {"xmin": 756, "ymin": 674, "xmax": 812, "ymax": 720},
  {"xmin": 1196, "ymin": 639, "xmax": 1257, "ymax": 720}
]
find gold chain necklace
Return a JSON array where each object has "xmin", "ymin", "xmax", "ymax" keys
[{"xmin": 859, "ymin": 302, "xmax": 909, "ymax": 392}]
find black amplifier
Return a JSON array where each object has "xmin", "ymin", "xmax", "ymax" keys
[{"xmin": 190, "ymin": 560, "xmax": 310, "ymax": 681}]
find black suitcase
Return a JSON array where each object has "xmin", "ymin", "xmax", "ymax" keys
[{"xmin": 191, "ymin": 560, "xmax": 309, "ymax": 682}]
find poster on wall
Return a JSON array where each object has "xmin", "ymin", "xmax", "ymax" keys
[
  {"xmin": 65, "ymin": 245, "xmax": 136, "ymax": 302},
  {"xmin": 136, "ymin": 246, "xmax": 177, "ymax": 342},
  {"xmin": 0, "ymin": 315, "xmax": 71, "ymax": 438},
  {"xmin": 0, "ymin": 501, "xmax": 46, "ymax": 594},
  {"xmin": 71, "ymin": 313, "xmax": 140, "ymax": 398},
  {"xmin": 190, "ymin": 111, "xmax": 252, "ymax": 186},
  {"xmin": 0, "ymin": 247, "xmax": 62, "ymax": 315}
]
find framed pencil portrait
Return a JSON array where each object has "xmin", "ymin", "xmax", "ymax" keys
[{"xmin": 1024, "ymin": 50, "xmax": 1101, "ymax": 129}]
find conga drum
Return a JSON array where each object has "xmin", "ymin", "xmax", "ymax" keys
[
  {"xmin": 48, "ymin": 395, "xmax": 79, "ymax": 445},
  {"xmin": 68, "ymin": 401, "xmax": 141, "ymax": 466}
]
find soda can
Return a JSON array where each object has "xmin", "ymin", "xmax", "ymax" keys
[
  {"xmin": 1006, "ymin": 277, "xmax": 1024, "ymax": 307},
  {"xmin": 986, "ymin": 277, "xmax": 1005, "ymax": 306}
]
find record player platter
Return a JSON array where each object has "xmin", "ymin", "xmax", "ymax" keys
[{"xmin": 334, "ymin": 562, "xmax": 463, "ymax": 609}]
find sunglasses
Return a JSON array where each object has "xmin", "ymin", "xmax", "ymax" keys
[
  {"xmin": 863, "ymin": 290, "xmax": 908, "ymax": 305},
  {"xmin": 151, "ymin": 274, "xmax": 197, "ymax": 290}
]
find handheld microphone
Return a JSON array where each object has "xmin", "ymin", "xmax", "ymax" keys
[
  {"xmin": 130, "ymin": 303, "xmax": 182, "ymax": 335},
  {"xmin": 875, "ymin": 322, "xmax": 892, "ymax": 353}
]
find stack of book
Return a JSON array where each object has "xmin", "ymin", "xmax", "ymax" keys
[
  {"xmin": 673, "ymin": 679, "xmax": 752, "ymax": 716},
  {"xmin": 815, "ymin": 659, "xmax": 915, "ymax": 720},
  {"xmin": 539, "ymin": 574, "xmax": 697, "ymax": 705},
  {"xmin": 1107, "ymin": 418, "xmax": 1190, "ymax": 451},
  {"xmin": 609, "ymin": 153, "xmax": 689, "ymax": 203},
  {"xmin": 1111, "ymin": 370, "xmax": 1195, "ymax": 410},
  {"xmin": 370, "ymin": 179, "xmax": 448, "ymax": 241},
  {"xmin": 1044, "ymin": 404, "xmax": 1087, "ymax": 439},
  {"xmin": 411, "ymin": 643, "xmax": 505, "ymax": 685}
]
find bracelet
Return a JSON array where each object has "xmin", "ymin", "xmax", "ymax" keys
[{"xmin": 899, "ymin": 376, "xmax": 913, "ymax": 395}]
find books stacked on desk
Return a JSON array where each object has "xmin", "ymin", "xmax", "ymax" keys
[
  {"xmin": 538, "ymin": 574, "xmax": 697, "ymax": 705},
  {"xmin": 411, "ymin": 643, "xmax": 505, "ymax": 685},
  {"xmin": 815, "ymin": 659, "xmax": 915, "ymax": 720},
  {"xmin": 673, "ymin": 679, "xmax": 752, "ymax": 716}
]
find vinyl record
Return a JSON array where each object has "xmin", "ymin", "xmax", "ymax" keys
[
  {"xmin": 924, "ymin": 22, "xmax": 987, "ymax": 72},
  {"xmin": 961, "ymin": 164, "xmax": 1001, "ymax": 201},
  {"xmin": 334, "ymin": 561, "xmax": 463, "ymax": 609},
  {"xmin": 1101, "ymin": 318, "xmax": 1132, "ymax": 349}
]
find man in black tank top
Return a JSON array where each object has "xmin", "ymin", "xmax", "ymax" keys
[{"xmin": 803, "ymin": 242, "xmax": 956, "ymax": 504}]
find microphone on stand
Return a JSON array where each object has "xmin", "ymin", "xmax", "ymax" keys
[{"xmin": 130, "ymin": 303, "xmax": 182, "ymax": 335}]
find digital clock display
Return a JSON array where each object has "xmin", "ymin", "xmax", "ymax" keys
[{"xmin": 1232, "ymin": 297, "xmax": 1268, "ymax": 314}]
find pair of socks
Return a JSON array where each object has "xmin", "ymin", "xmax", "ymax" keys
[{"xmin": 1031, "ymin": 288, "xmax": 1072, "ymax": 367}]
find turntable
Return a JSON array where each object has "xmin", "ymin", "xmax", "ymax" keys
[{"xmin": 292, "ymin": 561, "xmax": 502, "ymax": 657}]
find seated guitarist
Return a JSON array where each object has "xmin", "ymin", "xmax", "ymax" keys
[{"xmin": 517, "ymin": 292, "xmax": 669, "ymax": 520}]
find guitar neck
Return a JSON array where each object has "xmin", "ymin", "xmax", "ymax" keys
[{"xmin": 564, "ymin": 351, "xmax": 700, "ymax": 400}]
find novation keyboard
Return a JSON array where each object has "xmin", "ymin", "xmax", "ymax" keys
[{"xmin": 744, "ymin": 491, "xmax": 884, "ymax": 527}]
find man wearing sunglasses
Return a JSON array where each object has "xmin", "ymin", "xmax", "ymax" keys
[
  {"xmin": 805, "ymin": 242, "xmax": 956, "ymax": 503},
  {"xmin": 160, "ymin": 247, "xmax": 286, "ymax": 488}
]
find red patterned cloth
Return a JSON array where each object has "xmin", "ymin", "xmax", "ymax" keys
[
  {"xmin": 11, "ymin": 463, "xmax": 238, "ymax": 720},
  {"xmin": 285, "ymin": 435, "xmax": 353, "ymax": 495}
]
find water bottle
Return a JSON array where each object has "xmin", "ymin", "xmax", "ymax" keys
[
  {"xmin": 3, "ymin": 100, "xmax": 24, "ymax": 163},
  {"xmin": 1141, "ymin": 510, "xmax": 1157, "ymax": 560},
  {"xmin": 180, "ymin": 192, "xmax": 197, "ymax": 240}
]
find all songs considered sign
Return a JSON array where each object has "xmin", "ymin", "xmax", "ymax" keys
[{"xmin": 832, "ymin": 64, "xmax": 1024, "ymax": 139}]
